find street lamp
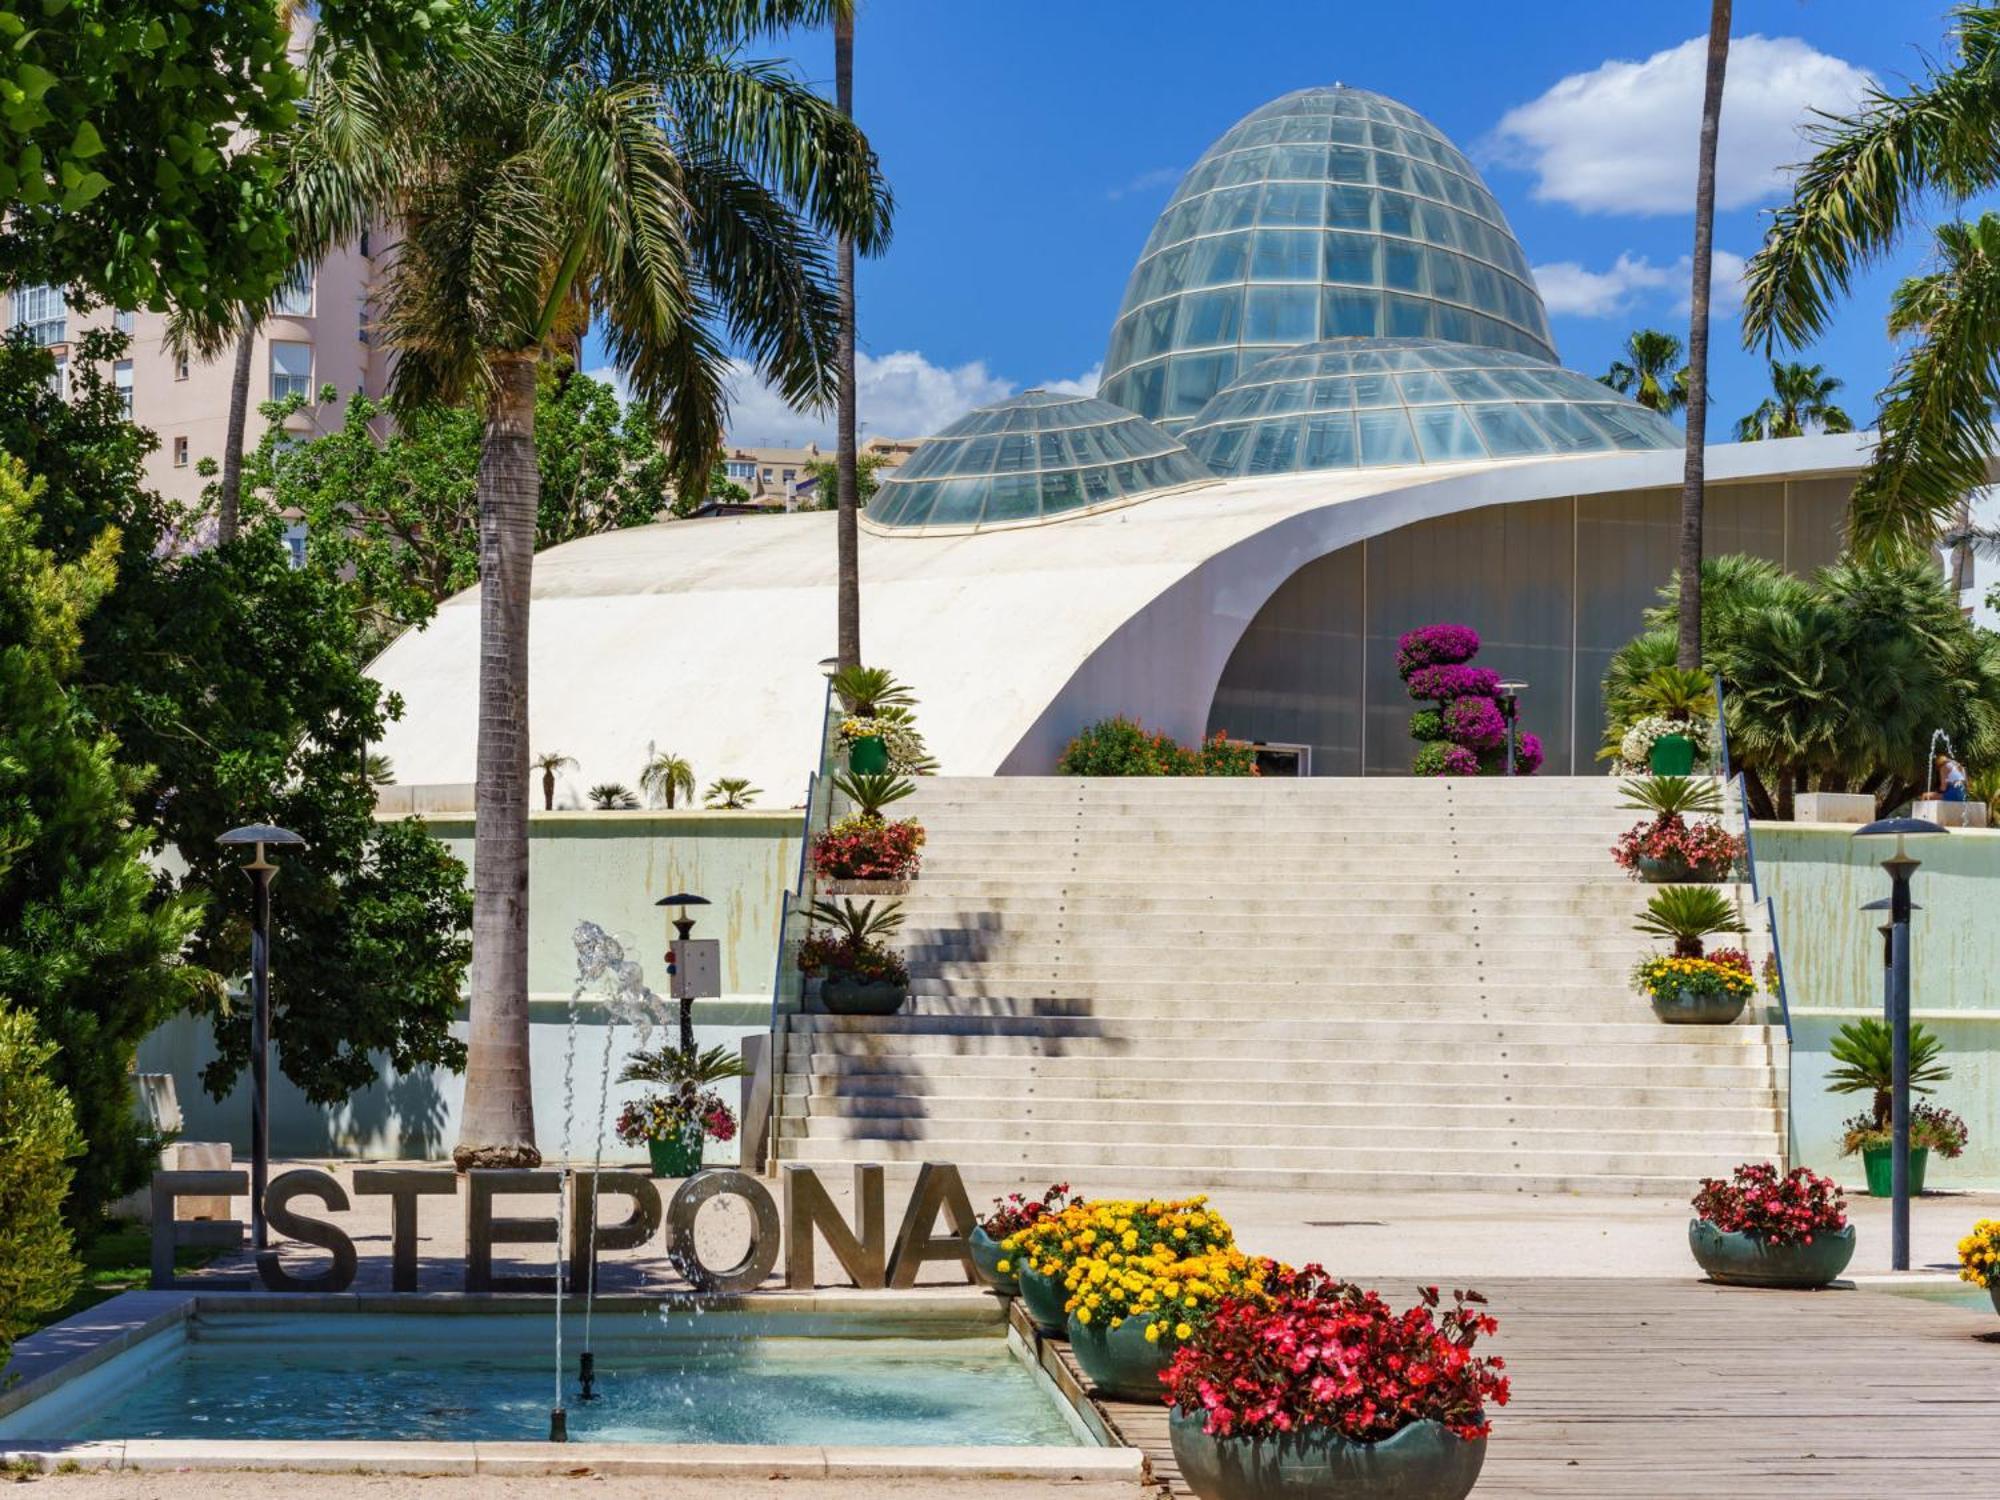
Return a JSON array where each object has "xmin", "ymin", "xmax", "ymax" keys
[
  {"xmin": 1852, "ymin": 815, "xmax": 1948, "ymax": 1270},
  {"xmin": 1496, "ymin": 680, "xmax": 1527, "ymax": 776},
  {"xmin": 216, "ymin": 823, "xmax": 306, "ymax": 1252},
  {"xmin": 656, "ymin": 892, "xmax": 713, "ymax": 1057}
]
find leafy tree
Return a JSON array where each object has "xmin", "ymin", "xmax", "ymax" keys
[
  {"xmin": 286, "ymin": 0, "xmax": 891, "ymax": 1166},
  {"xmin": 802, "ymin": 449, "xmax": 890, "ymax": 510},
  {"xmin": 1600, "ymin": 329, "xmax": 1689, "ymax": 417},
  {"xmin": 0, "ymin": 1002, "xmax": 82, "ymax": 1356},
  {"xmin": 1734, "ymin": 361, "xmax": 1854, "ymax": 441},
  {"xmin": 639, "ymin": 751, "xmax": 697, "ymax": 809},
  {"xmin": 0, "ymin": 333, "xmax": 473, "ymax": 1126},
  {"xmin": 0, "ymin": 455, "xmax": 202, "ymax": 1229}
]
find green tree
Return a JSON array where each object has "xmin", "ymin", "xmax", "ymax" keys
[
  {"xmin": 0, "ymin": 454, "xmax": 202, "ymax": 1229},
  {"xmin": 1741, "ymin": 6, "xmax": 2000, "ymax": 556},
  {"xmin": 639, "ymin": 751, "xmax": 697, "ymax": 809},
  {"xmin": 1600, "ymin": 329, "xmax": 1689, "ymax": 416},
  {"xmin": 0, "ymin": 334, "xmax": 473, "ymax": 1133},
  {"xmin": 1734, "ymin": 360, "xmax": 1854, "ymax": 441},
  {"xmin": 287, "ymin": 1, "xmax": 891, "ymax": 1166},
  {"xmin": 0, "ymin": 1002, "xmax": 82, "ymax": 1356},
  {"xmin": 803, "ymin": 449, "xmax": 889, "ymax": 510}
]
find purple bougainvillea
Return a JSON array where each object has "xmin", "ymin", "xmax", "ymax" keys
[
  {"xmin": 1443, "ymin": 694, "xmax": 1507, "ymax": 751},
  {"xmin": 1405, "ymin": 664, "xmax": 1501, "ymax": 703},
  {"xmin": 1398, "ymin": 621, "xmax": 1539, "ymax": 777},
  {"xmin": 1395, "ymin": 623, "xmax": 1481, "ymax": 677},
  {"xmin": 1441, "ymin": 745, "xmax": 1482, "ymax": 775},
  {"xmin": 1516, "ymin": 732, "xmax": 1545, "ymax": 775}
]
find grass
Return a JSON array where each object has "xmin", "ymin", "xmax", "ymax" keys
[{"xmin": 22, "ymin": 1221, "xmax": 222, "ymax": 1338}]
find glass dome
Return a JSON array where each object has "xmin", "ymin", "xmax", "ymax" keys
[
  {"xmin": 1180, "ymin": 339, "xmax": 1682, "ymax": 477},
  {"xmin": 866, "ymin": 390, "xmax": 1214, "ymax": 532},
  {"xmin": 1099, "ymin": 86, "xmax": 1558, "ymax": 434}
]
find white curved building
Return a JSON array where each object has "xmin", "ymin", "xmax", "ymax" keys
[{"xmin": 371, "ymin": 85, "xmax": 1872, "ymax": 803}]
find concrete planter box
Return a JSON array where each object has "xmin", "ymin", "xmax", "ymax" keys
[
  {"xmin": 1068, "ymin": 1311, "xmax": 1174, "ymax": 1401},
  {"xmin": 1688, "ymin": 1219, "xmax": 1855, "ymax": 1287},
  {"xmin": 1169, "ymin": 1406, "xmax": 1487, "ymax": 1500},
  {"xmin": 1793, "ymin": 792, "xmax": 1876, "ymax": 825},
  {"xmin": 1911, "ymin": 798, "xmax": 1989, "ymax": 828}
]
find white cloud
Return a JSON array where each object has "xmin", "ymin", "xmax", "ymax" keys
[
  {"xmin": 720, "ymin": 350, "xmax": 1100, "ymax": 446},
  {"xmin": 1533, "ymin": 247, "xmax": 1749, "ymax": 320},
  {"xmin": 1490, "ymin": 35, "xmax": 1873, "ymax": 215},
  {"xmin": 1108, "ymin": 166, "xmax": 1184, "ymax": 201},
  {"xmin": 1035, "ymin": 363, "xmax": 1102, "ymax": 397}
]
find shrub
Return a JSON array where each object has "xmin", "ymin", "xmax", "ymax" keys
[
  {"xmin": 1404, "ymin": 663, "xmax": 1501, "ymax": 703},
  {"xmin": 1442, "ymin": 694, "xmax": 1506, "ymax": 750},
  {"xmin": 0, "ymin": 1004, "xmax": 82, "ymax": 1358},
  {"xmin": 1692, "ymin": 1163, "xmax": 1846, "ymax": 1246},
  {"xmin": 809, "ymin": 815, "xmax": 926, "ymax": 881},
  {"xmin": 1828, "ymin": 1017, "xmax": 1950, "ymax": 1128},
  {"xmin": 1408, "ymin": 708, "xmax": 1445, "ymax": 742},
  {"xmin": 1633, "ymin": 885, "xmax": 1745, "ymax": 958},
  {"xmin": 1396, "ymin": 621, "xmax": 1534, "ymax": 777},
  {"xmin": 1840, "ymin": 1102, "xmax": 1968, "ymax": 1159},
  {"xmin": 1395, "ymin": 624, "xmax": 1481, "ymax": 675},
  {"xmin": 1056, "ymin": 718, "xmax": 1256, "ymax": 777},
  {"xmin": 1631, "ymin": 954, "xmax": 1755, "ymax": 1005},
  {"xmin": 1610, "ymin": 815, "xmax": 1744, "ymax": 880},
  {"xmin": 1198, "ymin": 732, "xmax": 1258, "ymax": 776},
  {"xmin": 614, "ymin": 1089, "xmax": 736, "ymax": 1146}
]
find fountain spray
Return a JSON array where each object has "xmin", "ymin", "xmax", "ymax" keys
[{"xmin": 550, "ymin": 951, "xmax": 583, "ymax": 1444}]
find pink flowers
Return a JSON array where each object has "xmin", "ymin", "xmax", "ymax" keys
[
  {"xmin": 1405, "ymin": 663, "xmax": 1501, "ymax": 703},
  {"xmin": 1611, "ymin": 815, "xmax": 1744, "ymax": 880},
  {"xmin": 1395, "ymin": 624, "xmax": 1481, "ymax": 676},
  {"xmin": 1443, "ymin": 695, "xmax": 1506, "ymax": 751},
  {"xmin": 1693, "ymin": 1163, "xmax": 1846, "ymax": 1246},
  {"xmin": 810, "ymin": 816, "xmax": 925, "ymax": 881}
]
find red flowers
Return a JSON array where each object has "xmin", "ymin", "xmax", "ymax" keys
[
  {"xmin": 1611, "ymin": 814, "xmax": 1743, "ymax": 879},
  {"xmin": 1693, "ymin": 1163, "xmax": 1847, "ymax": 1246},
  {"xmin": 809, "ymin": 815, "xmax": 925, "ymax": 881},
  {"xmin": 976, "ymin": 1182, "xmax": 1079, "ymax": 1239},
  {"xmin": 1161, "ymin": 1272, "xmax": 1508, "ymax": 1445}
]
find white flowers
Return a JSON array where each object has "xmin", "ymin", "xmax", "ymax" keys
[{"xmin": 1616, "ymin": 714, "xmax": 1714, "ymax": 774}]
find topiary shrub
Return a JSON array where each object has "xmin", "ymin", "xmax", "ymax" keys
[
  {"xmin": 1408, "ymin": 709, "xmax": 1445, "ymax": 742},
  {"xmin": 1396, "ymin": 622, "xmax": 1538, "ymax": 776},
  {"xmin": 1057, "ymin": 719, "xmax": 1258, "ymax": 777},
  {"xmin": 0, "ymin": 1002, "xmax": 82, "ymax": 1358}
]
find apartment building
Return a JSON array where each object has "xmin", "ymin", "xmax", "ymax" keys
[{"xmin": 719, "ymin": 434, "xmax": 921, "ymax": 507}]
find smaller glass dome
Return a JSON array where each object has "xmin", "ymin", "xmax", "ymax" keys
[
  {"xmin": 867, "ymin": 390, "xmax": 1214, "ymax": 532},
  {"xmin": 1180, "ymin": 339, "xmax": 1682, "ymax": 478}
]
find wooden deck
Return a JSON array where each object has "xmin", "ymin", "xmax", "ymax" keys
[{"xmin": 1022, "ymin": 1279, "xmax": 2000, "ymax": 1498}]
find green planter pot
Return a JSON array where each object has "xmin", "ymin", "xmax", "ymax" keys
[
  {"xmin": 1648, "ymin": 986, "xmax": 1747, "ymax": 1025},
  {"xmin": 1648, "ymin": 733, "xmax": 1697, "ymax": 775},
  {"xmin": 847, "ymin": 735, "xmax": 891, "ymax": 775},
  {"xmin": 820, "ymin": 976, "xmax": 908, "ymax": 1015},
  {"xmin": 1018, "ymin": 1262, "xmax": 1070, "ymax": 1336},
  {"xmin": 1168, "ymin": 1405, "xmax": 1487, "ymax": 1500},
  {"xmin": 1068, "ymin": 1311, "xmax": 1174, "ymax": 1401},
  {"xmin": 1990, "ymin": 1284, "xmax": 2000, "ymax": 1320},
  {"xmin": 647, "ymin": 1127, "xmax": 704, "ymax": 1179},
  {"xmin": 1861, "ymin": 1144, "xmax": 1930, "ymax": 1198},
  {"xmin": 1688, "ymin": 1219, "xmax": 1855, "ymax": 1288},
  {"xmin": 1635, "ymin": 854, "xmax": 1695, "ymax": 884},
  {"xmin": 968, "ymin": 1225, "xmax": 1018, "ymax": 1296}
]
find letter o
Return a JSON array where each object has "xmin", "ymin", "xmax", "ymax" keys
[{"xmin": 666, "ymin": 1169, "xmax": 781, "ymax": 1293}]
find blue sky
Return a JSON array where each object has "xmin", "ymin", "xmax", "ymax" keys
[{"xmin": 597, "ymin": 1, "xmax": 1984, "ymax": 448}]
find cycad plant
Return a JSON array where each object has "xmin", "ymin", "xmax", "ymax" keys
[
  {"xmin": 1828, "ymin": 1017, "xmax": 1950, "ymax": 1129},
  {"xmin": 831, "ymin": 664, "xmax": 916, "ymax": 716},
  {"xmin": 806, "ymin": 896, "xmax": 905, "ymax": 947},
  {"xmin": 588, "ymin": 782, "xmax": 638, "ymax": 810},
  {"xmin": 1634, "ymin": 886, "xmax": 1745, "ymax": 958},
  {"xmin": 1618, "ymin": 776, "xmax": 1725, "ymax": 820},
  {"xmin": 1632, "ymin": 666, "xmax": 1715, "ymax": 724},
  {"xmin": 703, "ymin": 777, "xmax": 760, "ymax": 809},
  {"xmin": 831, "ymin": 770, "xmax": 915, "ymax": 818},
  {"xmin": 639, "ymin": 751, "xmax": 697, "ymax": 810}
]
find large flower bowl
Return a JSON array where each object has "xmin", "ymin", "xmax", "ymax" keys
[
  {"xmin": 1067, "ymin": 1312, "xmax": 1173, "ymax": 1401},
  {"xmin": 1650, "ymin": 987, "xmax": 1747, "ymax": 1025},
  {"xmin": 968, "ymin": 1225, "xmax": 1018, "ymax": 1296},
  {"xmin": 1169, "ymin": 1406, "xmax": 1487, "ymax": 1500},
  {"xmin": 1688, "ymin": 1219, "xmax": 1855, "ymax": 1288},
  {"xmin": 1017, "ymin": 1262, "xmax": 1070, "ymax": 1336}
]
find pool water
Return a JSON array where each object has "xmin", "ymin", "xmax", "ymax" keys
[
  {"xmin": 40, "ymin": 1314, "xmax": 1084, "ymax": 1447},
  {"xmin": 1876, "ymin": 1282, "xmax": 1999, "ymax": 1317}
]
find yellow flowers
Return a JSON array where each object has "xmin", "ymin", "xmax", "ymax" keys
[
  {"xmin": 1010, "ymin": 1195, "xmax": 1233, "ymax": 1279},
  {"xmin": 995, "ymin": 1258, "xmax": 1011, "ymax": 1274},
  {"xmin": 1958, "ymin": 1219, "xmax": 2000, "ymax": 1288}
]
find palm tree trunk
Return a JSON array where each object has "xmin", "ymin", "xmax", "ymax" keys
[
  {"xmin": 453, "ymin": 351, "xmax": 542, "ymax": 1170},
  {"xmin": 1677, "ymin": 0, "xmax": 1731, "ymax": 670},
  {"xmin": 217, "ymin": 312, "xmax": 258, "ymax": 544},
  {"xmin": 834, "ymin": 6, "xmax": 861, "ymax": 671}
]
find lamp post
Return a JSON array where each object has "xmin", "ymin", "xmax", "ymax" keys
[
  {"xmin": 217, "ymin": 823, "xmax": 306, "ymax": 1252},
  {"xmin": 1496, "ymin": 681, "xmax": 1527, "ymax": 776},
  {"xmin": 656, "ymin": 892, "xmax": 713, "ymax": 1058},
  {"xmin": 1852, "ymin": 816, "xmax": 1947, "ymax": 1271}
]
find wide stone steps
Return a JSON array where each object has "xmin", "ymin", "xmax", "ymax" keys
[{"xmin": 885, "ymin": 994, "xmax": 1683, "ymax": 1024}]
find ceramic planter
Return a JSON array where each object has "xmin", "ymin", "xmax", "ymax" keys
[
  {"xmin": 1649, "ymin": 986, "xmax": 1747, "ymax": 1025},
  {"xmin": 647, "ymin": 1127, "xmax": 703, "ymax": 1179},
  {"xmin": 1635, "ymin": 854, "xmax": 1695, "ymax": 883},
  {"xmin": 1688, "ymin": 1219, "xmax": 1855, "ymax": 1288},
  {"xmin": 1648, "ymin": 733, "xmax": 1697, "ymax": 776},
  {"xmin": 847, "ymin": 735, "xmax": 890, "ymax": 775},
  {"xmin": 1018, "ymin": 1262, "xmax": 1071, "ymax": 1336},
  {"xmin": 1168, "ymin": 1405, "xmax": 1487, "ymax": 1500},
  {"xmin": 823, "ymin": 877, "xmax": 913, "ymax": 897},
  {"xmin": 968, "ymin": 1225, "xmax": 1018, "ymax": 1296},
  {"xmin": 1990, "ymin": 1284, "xmax": 2000, "ymax": 1319},
  {"xmin": 1860, "ymin": 1144, "xmax": 1930, "ymax": 1198},
  {"xmin": 1068, "ymin": 1312, "xmax": 1174, "ymax": 1401},
  {"xmin": 820, "ymin": 976, "xmax": 908, "ymax": 1015}
]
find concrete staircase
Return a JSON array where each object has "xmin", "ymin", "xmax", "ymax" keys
[{"xmin": 772, "ymin": 777, "xmax": 1786, "ymax": 1194}]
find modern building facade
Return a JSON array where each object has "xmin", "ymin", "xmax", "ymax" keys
[{"xmin": 720, "ymin": 434, "xmax": 921, "ymax": 508}]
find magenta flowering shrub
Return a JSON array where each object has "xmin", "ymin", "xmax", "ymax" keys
[
  {"xmin": 1692, "ymin": 1163, "xmax": 1846, "ymax": 1247},
  {"xmin": 1443, "ymin": 695, "xmax": 1506, "ymax": 750},
  {"xmin": 1516, "ymin": 732, "xmax": 1545, "ymax": 774},
  {"xmin": 1395, "ymin": 624, "xmax": 1481, "ymax": 676},
  {"xmin": 1404, "ymin": 663, "xmax": 1500, "ymax": 702},
  {"xmin": 1398, "ymin": 622, "xmax": 1536, "ymax": 776}
]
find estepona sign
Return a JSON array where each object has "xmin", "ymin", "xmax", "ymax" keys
[{"xmin": 149, "ymin": 1162, "xmax": 980, "ymax": 1295}]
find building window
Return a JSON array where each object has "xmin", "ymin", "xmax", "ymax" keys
[
  {"xmin": 269, "ymin": 341, "xmax": 312, "ymax": 401},
  {"xmin": 48, "ymin": 353, "xmax": 67, "ymax": 398},
  {"xmin": 112, "ymin": 308, "xmax": 135, "ymax": 335},
  {"xmin": 172, "ymin": 436, "xmax": 189, "ymax": 467},
  {"xmin": 11, "ymin": 284, "xmax": 66, "ymax": 346},
  {"xmin": 782, "ymin": 469, "xmax": 796, "ymax": 482},
  {"xmin": 283, "ymin": 522, "xmax": 308, "ymax": 570},
  {"xmin": 113, "ymin": 359, "xmax": 133, "ymax": 417},
  {"xmin": 272, "ymin": 265, "xmax": 314, "ymax": 317},
  {"xmin": 175, "ymin": 353, "xmax": 190, "ymax": 381}
]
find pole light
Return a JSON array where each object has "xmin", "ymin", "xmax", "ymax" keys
[
  {"xmin": 1852, "ymin": 815, "xmax": 1947, "ymax": 1271},
  {"xmin": 1496, "ymin": 680, "xmax": 1527, "ymax": 776},
  {"xmin": 217, "ymin": 823, "xmax": 306, "ymax": 1253}
]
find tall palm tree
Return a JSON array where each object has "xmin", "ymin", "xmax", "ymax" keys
[
  {"xmin": 1600, "ymin": 329, "xmax": 1689, "ymax": 416},
  {"xmin": 1734, "ymin": 360, "xmax": 1854, "ymax": 441},
  {"xmin": 834, "ymin": 2, "xmax": 861, "ymax": 671},
  {"xmin": 1678, "ymin": 0, "xmax": 1732, "ymax": 671},
  {"xmin": 639, "ymin": 749, "xmax": 697, "ymax": 810},
  {"xmin": 532, "ymin": 751, "xmax": 575, "ymax": 811},
  {"xmin": 291, "ymin": 3, "xmax": 891, "ymax": 1168},
  {"xmin": 1742, "ymin": 5, "xmax": 2000, "ymax": 557}
]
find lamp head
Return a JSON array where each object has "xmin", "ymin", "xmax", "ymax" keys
[
  {"xmin": 1853, "ymin": 815, "xmax": 1948, "ymax": 863},
  {"xmin": 218, "ymin": 823, "xmax": 306, "ymax": 871}
]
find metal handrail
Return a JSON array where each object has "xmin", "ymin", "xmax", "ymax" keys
[
  {"xmin": 1763, "ymin": 892, "xmax": 1793, "ymax": 1044},
  {"xmin": 1711, "ymin": 671, "xmax": 1732, "ymax": 781}
]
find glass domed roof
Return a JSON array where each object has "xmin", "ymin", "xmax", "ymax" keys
[
  {"xmin": 866, "ymin": 390, "xmax": 1214, "ymax": 532},
  {"xmin": 1180, "ymin": 339, "xmax": 1681, "ymax": 478},
  {"xmin": 1099, "ymin": 86, "xmax": 1558, "ymax": 434}
]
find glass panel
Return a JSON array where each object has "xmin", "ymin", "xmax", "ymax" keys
[
  {"xmin": 1395, "ymin": 371, "xmax": 1453, "ymax": 405},
  {"xmin": 1080, "ymin": 465, "xmax": 1117, "ymax": 506},
  {"xmin": 1377, "ymin": 192, "xmax": 1415, "ymax": 238},
  {"xmin": 1217, "ymin": 151, "xmax": 1267, "ymax": 187},
  {"xmin": 1327, "ymin": 146, "xmax": 1370, "ymax": 183},
  {"xmin": 995, "ymin": 432, "xmax": 1035, "ymax": 469},
  {"xmin": 1326, "ymin": 186, "xmax": 1374, "ymax": 230},
  {"xmin": 1372, "ymin": 152, "xmax": 1408, "ymax": 191},
  {"xmin": 1412, "ymin": 405, "xmax": 1488, "ymax": 462},
  {"xmin": 1189, "ymin": 233, "xmax": 1251, "ymax": 286},
  {"xmin": 1200, "ymin": 423, "xmax": 1249, "ymax": 471},
  {"xmin": 1270, "ymin": 147, "xmax": 1327, "ymax": 182},
  {"xmin": 1469, "ymin": 404, "xmax": 1549, "ymax": 457},
  {"xmin": 1382, "ymin": 242, "xmax": 1425, "ymax": 292},
  {"xmin": 1307, "ymin": 377, "xmax": 1353, "ymax": 410},
  {"xmin": 1251, "ymin": 229, "xmax": 1320, "ymax": 281},
  {"xmin": 1433, "ymin": 305, "xmax": 1473, "ymax": 343},
  {"xmin": 1244, "ymin": 286, "xmax": 1317, "ymax": 343},
  {"xmin": 1260, "ymin": 379, "xmax": 1308, "ymax": 417},
  {"xmin": 1323, "ymin": 232, "xmax": 1377, "ymax": 286},
  {"xmin": 1349, "ymin": 373, "xmax": 1398, "ymax": 408},
  {"xmin": 1528, "ymin": 400, "xmax": 1606, "ymax": 452},
  {"xmin": 1246, "ymin": 417, "xmax": 1304, "ymax": 474},
  {"xmin": 981, "ymin": 471, "xmax": 1042, "ymax": 524},
  {"xmin": 1303, "ymin": 412, "xmax": 1358, "ymax": 468},
  {"xmin": 1124, "ymin": 363, "xmax": 1168, "ymax": 418},
  {"xmin": 955, "ymin": 435, "xmax": 999, "ymax": 473},
  {"xmin": 1169, "ymin": 353, "xmax": 1234, "ymax": 417},
  {"xmin": 1444, "ymin": 368, "xmax": 1507, "ymax": 401},
  {"xmin": 1357, "ymin": 407, "xmax": 1419, "ymax": 465},
  {"xmin": 1202, "ymin": 185, "xmax": 1260, "ymax": 233},
  {"xmin": 1176, "ymin": 287, "xmax": 1243, "ymax": 347},
  {"xmin": 1037, "ymin": 429, "xmax": 1070, "ymax": 468},
  {"xmin": 1384, "ymin": 294, "xmax": 1433, "ymax": 338},
  {"xmin": 1131, "ymin": 299, "xmax": 1178, "ymax": 360},
  {"xmin": 1038, "ymin": 469, "xmax": 1083, "ymax": 515},
  {"xmin": 1259, "ymin": 181, "xmax": 1323, "ymax": 225},
  {"xmin": 1320, "ymin": 288, "xmax": 1380, "ymax": 336},
  {"xmin": 1278, "ymin": 114, "xmax": 1331, "ymax": 143}
]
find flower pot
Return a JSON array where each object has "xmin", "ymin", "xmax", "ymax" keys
[
  {"xmin": 1688, "ymin": 1219, "xmax": 1855, "ymax": 1288},
  {"xmin": 647, "ymin": 1127, "xmax": 704, "ymax": 1179},
  {"xmin": 847, "ymin": 735, "xmax": 890, "ymax": 775},
  {"xmin": 1168, "ymin": 1405, "xmax": 1487, "ymax": 1500},
  {"xmin": 1649, "ymin": 986, "xmax": 1747, "ymax": 1025},
  {"xmin": 1648, "ymin": 733, "xmax": 1697, "ymax": 776},
  {"xmin": 820, "ymin": 976, "xmax": 908, "ymax": 1015},
  {"xmin": 824, "ymin": 877, "xmax": 912, "ymax": 896},
  {"xmin": 1990, "ymin": 1284, "xmax": 2000, "ymax": 1320},
  {"xmin": 968, "ymin": 1225, "xmax": 1018, "ymax": 1296},
  {"xmin": 1018, "ymin": 1262, "xmax": 1070, "ymax": 1336},
  {"xmin": 1068, "ymin": 1312, "xmax": 1174, "ymax": 1401},
  {"xmin": 1635, "ymin": 854, "xmax": 1696, "ymax": 883},
  {"xmin": 1861, "ymin": 1144, "xmax": 1930, "ymax": 1198}
]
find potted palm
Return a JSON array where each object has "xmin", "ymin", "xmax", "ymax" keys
[
  {"xmin": 1611, "ymin": 776, "xmax": 1742, "ymax": 882},
  {"xmin": 831, "ymin": 665, "xmax": 913, "ymax": 775},
  {"xmin": 615, "ymin": 1043, "xmax": 749, "ymax": 1178},
  {"xmin": 1828, "ymin": 1018, "xmax": 1961, "ymax": 1195},
  {"xmin": 1634, "ymin": 667, "xmax": 1712, "ymax": 775},
  {"xmin": 1631, "ymin": 887, "xmax": 1751, "ymax": 1023},
  {"xmin": 812, "ymin": 772, "xmax": 926, "ymax": 893},
  {"xmin": 798, "ymin": 897, "xmax": 910, "ymax": 1015},
  {"xmin": 1688, "ymin": 1163, "xmax": 1854, "ymax": 1287}
]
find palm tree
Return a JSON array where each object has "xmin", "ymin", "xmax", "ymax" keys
[
  {"xmin": 1734, "ymin": 361, "xmax": 1854, "ymax": 441},
  {"xmin": 588, "ymin": 783, "xmax": 639, "ymax": 810},
  {"xmin": 834, "ymin": 1, "xmax": 861, "ymax": 670},
  {"xmin": 1600, "ymin": 329, "xmax": 1689, "ymax": 416},
  {"xmin": 532, "ymin": 751, "xmax": 575, "ymax": 811},
  {"xmin": 1678, "ymin": 0, "xmax": 1732, "ymax": 672},
  {"xmin": 1741, "ymin": 7, "xmax": 2000, "ymax": 557},
  {"xmin": 289, "ymin": 4, "xmax": 891, "ymax": 1169},
  {"xmin": 703, "ymin": 776, "xmax": 761, "ymax": 809},
  {"xmin": 639, "ymin": 750, "xmax": 697, "ymax": 809}
]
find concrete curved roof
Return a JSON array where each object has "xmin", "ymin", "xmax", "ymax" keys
[{"xmin": 369, "ymin": 433, "xmax": 1871, "ymax": 806}]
